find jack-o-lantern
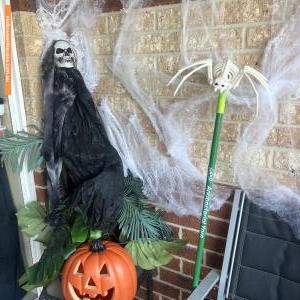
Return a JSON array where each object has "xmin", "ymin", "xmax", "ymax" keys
[{"xmin": 61, "ymin": 240, "xmax": 137, "ymax": 300}]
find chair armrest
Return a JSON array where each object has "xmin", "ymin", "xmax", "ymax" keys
[{"xmin": 187, "ymin": 269, "xmax": 220, "ymax": 300}]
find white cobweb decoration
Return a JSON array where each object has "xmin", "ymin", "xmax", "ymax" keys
[
  {"xmin": 36, "ymin": 0, "xmax": 104, "ymax": 91},
  {"xmin": 35, "ymin": 0, "xmax": 300, "ymax": 233},
  {"xmin": 100, "ymin": 0, "xmax": 300, "ymax": 236},
  {"xmin": 234, "ymin": 5, "xmax": 300, "ymax": 236},
  {"xmin": 100, "ymin": 0, "xmax": 229, "ymax": 216}
]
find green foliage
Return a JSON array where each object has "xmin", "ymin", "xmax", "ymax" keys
[
  {"xmin": 71, "ymin": 214, "xmax": 89, "ymax": 243},
  {"xmin": 118, "ymin": 176, "xmax": 172, "ymax": 242},
  {"xmin": 89, "ymin": 228, "xmax": 103, "ymax": 240},
  {"xmin": 71, "ymin": 213, "xmax": 103, "ymax": 243},
  {"xmin": 0, "ymin": 129, "xmax": 44, "ymax": 173},
  {"xmin": 126, "ymin": 239, "xmax": 187, "ymax": 270},
  {"xmin": 16, "ymin": 201, "xmax": 52, "ymax": 244},
  {"xmin": 19, "ymin": 226, "xmax": 75, "ymax": 292}
]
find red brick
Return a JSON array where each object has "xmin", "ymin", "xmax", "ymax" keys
[
  {"xmin": 182, "ymin": 260, "xmax": 211, "ymax": 279},
  {"xmin": 176, "ymin": 245, "xmax": 197, "ymax": 261},
  {"xmin": 209, "ymin": 202, "xmax": 232, "ymax": 220},
  {"xmin": 182, "ymin": 290, "xmax": 191, "ymax": 299},
  {"xmin": 182, "ymin": 283, "xmax": 218, "ymax": 299},
  {"xmin": 206, "ymin": 251, "xmax": 224, "ymax": 270},
  {"xmin": 36, "ymin": 187, "xmax": 48, "ymax": 204},
  {"xmin": 207, "ymin": 287, "xmax": 219, "ymax": 300},
  {"xmin": 160, "ymin": 268, "xmax": 193, "ymax": 290},
  {"xmin": 161, "ymin": 211, "xmax": 199, "ymax": 229},
  {"xmin": 169, "ymin": 224, "xmax": 180, "ymax": 239},
  {"xmin": 207, "ymin": 218, "xmax": 229, "ymax": 238},
  {"xmin": 182, "ymin": 228, "xmax": 199, "ymax": 246},
  {"xmin": 12, "ymin": 0, "xmax": 183, "ymax": 12},
  {"xmin": 135, "ymin": 287, "xmax": 147, "ymax": 299},
  {"xmin": 182, "ymin": 229, "xmax": 226, "ymax": 253},
  {"xmin": 206, "ymin": 236, "xmax": 226, "ymax": 254},
  {"xmin": 153, "ymin": 293, "xmax": 160, "ymax": 300},
  {"xmin": 135, "ymin": 287, "xmax": 160, "ymax": 300},
  {"xmin": 163, "ymin": 257, "xmax": 180, "ymax": 272},
  {"xmin": 34, "ymin": 170, "xmax": 47, "ymax": 187},
  {"xmin": 140, "ymin": 270, "xmax": 158, "ymax": 291},
  {"xmin": 183, "ymin": 287, "xmax": 219, "ymax": 300},
  {"xmin": 153, "ymin": 279, "xmax": 180, "ymax": 299}
]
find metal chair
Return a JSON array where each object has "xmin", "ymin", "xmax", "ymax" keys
[{"xmin": 189, "ymin": 189, "xmax": 300, "ymax": 300}]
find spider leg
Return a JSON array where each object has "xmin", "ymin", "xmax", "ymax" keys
[
  {"xmin": 207, "ymin": 60, "xmax": 213, "ymax": 85},
  {"xmin": 231, "ymin": 72, "xmax": 244, "ymax": 89},
  {"xmin": 244, "ymin": 66, "xmax": 270, "ymax": 91},
  {"xmin": 168, "ymin": 59, "xmax": 213, "ymax": 86},
  {"xmin": 243, "ymin": 66, "xmax": 270, "ymax": 117},
  {"xmin": 173, "ymin": 62, "xmax": 210, "ymax": 96},
  {"xmin": 244, "ymin": 72, "xmax": 260, "ymax": 117}
]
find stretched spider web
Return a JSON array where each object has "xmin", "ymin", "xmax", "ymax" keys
[{"xmin": 36, "ymin": 0, "xmax": 300, "ymax": 236}]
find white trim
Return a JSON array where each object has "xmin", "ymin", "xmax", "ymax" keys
[{"xmin": 0, "ymin": 1, "xmax": 43, "ymax": 265}]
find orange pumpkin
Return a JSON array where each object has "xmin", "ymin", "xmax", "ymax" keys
[{"xmin": 61, "ymin": 240, "xmax": 137, "ymax": 300}]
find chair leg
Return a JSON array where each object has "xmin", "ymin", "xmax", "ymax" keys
[{"xmin": 146, "ymin": 270, "xmax": 153, "ymax": 300}]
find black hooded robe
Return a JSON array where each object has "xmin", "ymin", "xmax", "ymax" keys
[{"xmin": 43, "ymin": 66, "xmax": 123, "ymax": 233}]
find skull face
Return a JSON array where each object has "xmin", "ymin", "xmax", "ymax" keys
[
  {"xmin": 213, "ymin": 61, "xmax": 240, "ymax": 93},
  {"xmin": 54, "ymin": 40, "xmax": 76, "ymax": 69},
  {"xmin": 213, "ymin": 75, "xmax": 232, "ymax": 93}
]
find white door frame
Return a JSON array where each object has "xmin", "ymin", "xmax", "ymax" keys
[{"xmin": 0, "ymin": 0, "xmax": 43, "ymax": 264}]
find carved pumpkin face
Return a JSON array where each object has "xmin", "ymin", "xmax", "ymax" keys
[{"xmin": 61, "ymin": 241, "xmax": 137, "ymax": 300}]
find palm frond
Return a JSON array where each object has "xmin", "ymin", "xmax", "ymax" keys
[
  {"xmin": 118, "ymin": 175, "xmax": 172, "ymax": 241},
  {"xmin": 0, "ymin": 129, "xmax": 44, "ymax": 173},
  {"xmin": 125, "ymin": 239, "xmax": 187, "ymax": 270}
]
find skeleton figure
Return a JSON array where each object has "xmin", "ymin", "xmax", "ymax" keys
[
  {"xmin": 42, "ymin": 40, "xmax": 124, "ymax": 232},
  {"xmin": 168, "ymin": 59, "xmax": 269, "ymax": 114},
  {"xmin": 54, "ymin": 40, "xmax": 77, "ymax": 68}
]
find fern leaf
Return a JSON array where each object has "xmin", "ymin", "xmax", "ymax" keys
[
  {"xmin": 0, "ymin": 130, "xmax": 44, "ymax": 173},
  {"xmin": 118, "ymin": 175, "xmax": 172, "ymax": 241}
]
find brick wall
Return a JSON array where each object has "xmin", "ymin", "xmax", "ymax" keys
[
  {"xmin": 12, "ymin": 0, "xmax": 300, "ymax": 299},
  {"xmin": 134, "ymin": 199, "xmax": 233, "ymax": 300}
]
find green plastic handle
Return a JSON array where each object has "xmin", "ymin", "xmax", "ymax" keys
[{"xmin": 192, "ymin": 92, "xmax": 227, "ymax": 289}]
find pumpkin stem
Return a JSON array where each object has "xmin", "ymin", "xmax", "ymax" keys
[{"xmin": 90, "ymin": 239, "xmax": 105, "ymax": 252}]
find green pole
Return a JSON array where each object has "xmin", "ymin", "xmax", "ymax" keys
[{"xmin": 192, "ymin": 92, "xmax": 227, "ymax": 289}]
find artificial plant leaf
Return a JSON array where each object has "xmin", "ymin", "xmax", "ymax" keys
[
  {"xmin": 71, "ymin": 214, "xmax": 89, "ymax": 243},
  {"xmin": 119, "ymin": 175, "xmax": 172, "ymax": 241},
  {"xmin": 158, "ymin": 239, "xmax": 188, "ymax": 251},
  {"xmin": 19, "ymin": 249, "xmax": 65, "ymax": 292},
  {"xmin": 19, "ymin": 225, "xmax": 73, "ymax": 291},
  {"xmin": 0, "ymin": 130, "xmax": 44, "ymax": 173},
  {"xmin": 125, "ymin": 239, "xmax": 187, "ymax": 270},
  {"xmin": 89, "ymin": 229, "xmax": 103, "ymax": 240},
  {"xmin": 16, "ymin": 201, "xmax": 52, "ymax": 244},
  {"xmin": 63, "ymin": 244, "xmax": 77, "ymax": 260},
  {"xmin": 34, "ymin": 225, "xmax": 52, "ymax": 245}
]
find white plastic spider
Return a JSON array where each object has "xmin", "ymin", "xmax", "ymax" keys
[{"xmin": 168, "ymin": 59, "xmax": 270, "ymax": 115}]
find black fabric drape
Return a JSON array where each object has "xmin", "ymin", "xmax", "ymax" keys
[
  {"xmin": 0, "ymin": 164, "xmax": 25, "ymax": 299},
  {"xmin": 42, "ymin": 66, "xmax": 124, "ymax": 233}
]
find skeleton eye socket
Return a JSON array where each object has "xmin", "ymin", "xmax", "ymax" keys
[
  {"xmin": 66, "ymin": 48, "xmax": 73, "ymax": 54},
  {"xmin": 56, "ymin": 48, "xmax": 64, "ymax": 54},
  {"xmin": 221, "ymin": 84, "xmax": 225, "ymax": 87},
  {"xmin": 215, "ymin": 82, "xmax": 218, "ymax": 86}
]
